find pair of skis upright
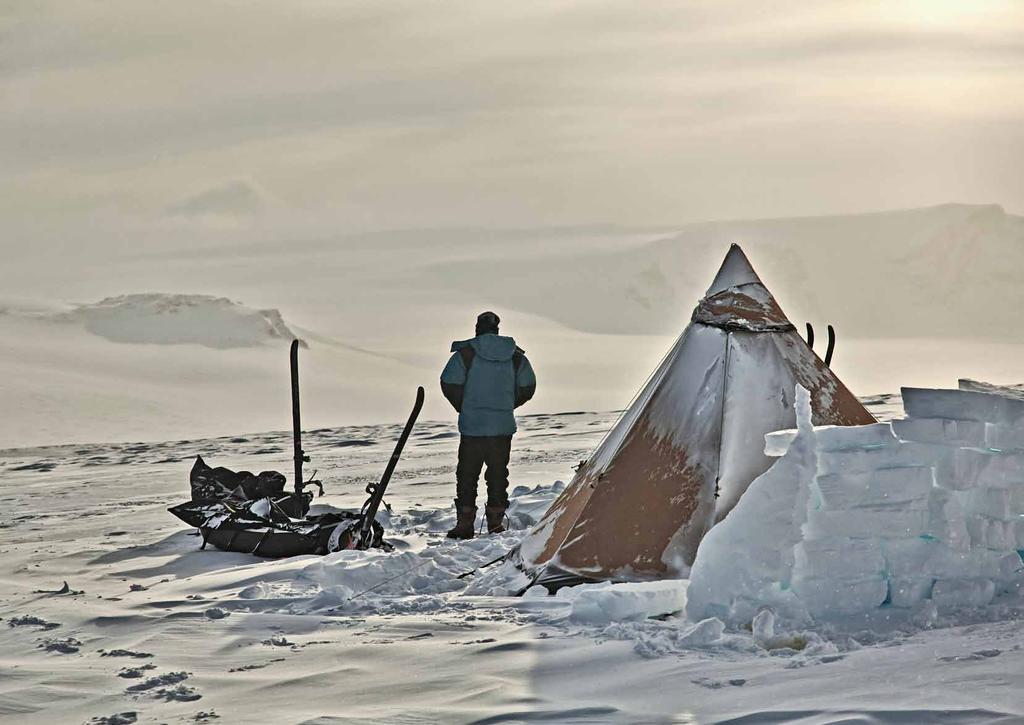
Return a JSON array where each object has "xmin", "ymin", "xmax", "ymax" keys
[
  {"xmin": 804, "ymin": 322, "xmax": 836, "ymax": 367},
  {"xmin": 289, "ymin": 339, "xmax": 424, "ymax": 550}
]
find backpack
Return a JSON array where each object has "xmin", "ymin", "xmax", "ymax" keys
[{"xmin": 459, "ymin": 346, "xmax": 524, "ymax": 377}]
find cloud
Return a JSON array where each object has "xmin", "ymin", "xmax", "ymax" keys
[
  {"xmin": 1, "ymin": 0, "xmax": 1022, "ymax": 246},
  {"xmin": 165, "ymin": 179, "xmax": 268, "ymax": 219}
]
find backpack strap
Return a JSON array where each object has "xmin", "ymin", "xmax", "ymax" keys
[{"xmin": 459, "ymin": 346, "xmax": 476, "ymax": 374}]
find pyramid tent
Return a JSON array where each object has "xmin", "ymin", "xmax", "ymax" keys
[{"xmin": 513, "ymin": 244, "xmax": 875, "ymax": 590}]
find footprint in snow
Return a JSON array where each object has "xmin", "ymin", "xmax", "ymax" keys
[
  {"xmin": 100, "ymin": 649, "xmax": 154, "ymax": 659},
  {"xmin": 154, "ymin": 684, "xmax": 202, "ymax": 702},
  {"xmin": 8, "ymin": 615, "xmax": 61, "ymax": 630},
  {"xmin": 228, "ymin": 658, "xmax": 286, "ymax": 672},
  {"xmin": 11, "ymin": 461, "xmax": 57, "ymax": 472},
  {"xmin": 939, "ymin": 649, "xmax": 1001, "ymax": 663},
  {"xmin": 118, "ymin": 664, "xmax": 157, "ymax": 679},
  {"xmin": 88, "ymin": 712, "xmax": 138, "ymax": 725},
  {"xmin": 125, "ymin": 672, "xmax": 202, "ymax": 702},
  {"xmin": 125, "ymin": 671, "xmax": 190, "ymax": 693},
  {"xmin": 39, "ymin": 637, "xmax": 81, "ymax": 654}
]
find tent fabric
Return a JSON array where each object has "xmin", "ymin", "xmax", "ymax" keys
[{"xmin": 513, "ymin": 244, "xmax": 875, "ymax": 589}]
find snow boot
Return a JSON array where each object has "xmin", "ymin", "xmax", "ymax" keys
[
  {"xmin": 485, "ymin": 505, "xmax": 507, "ymax": 534},
  {"xmin": 446, "ymin": 501, "xmax": 476, "ymax": 540}
]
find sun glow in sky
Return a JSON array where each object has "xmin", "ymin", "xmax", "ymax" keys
[
  {"xmin": 1, "ymin": 0, "xmax": 1022, "ymax": 261},
  {"xmin": 886, "ymin": 0, "xmax": 1012, "ymax": 27}
]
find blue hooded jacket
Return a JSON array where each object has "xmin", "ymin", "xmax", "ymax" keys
[{"xmin": 439, "ymin": 333, "xmax": 537, "ymax": 436}]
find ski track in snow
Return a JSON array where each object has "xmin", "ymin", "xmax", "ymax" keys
[{"xmin": 1, "ymin": 399, "xmax": 1023, "ymax": 723}]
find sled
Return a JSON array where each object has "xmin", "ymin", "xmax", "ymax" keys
[{"xmin": 168, "ymin": 339, "xmax": 424, "ymax": 557}]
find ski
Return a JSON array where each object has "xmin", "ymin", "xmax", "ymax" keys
[
  {"xmin": 358, "ymin": 386, "xmax": 426, "ymax": 548},
  {"xmin": 825, "ymin": 324, "xmax": 836, "ymax": 367},
  {"xmin": 805, "ymin": 322, "xmax": 815, "ymax": 349},
  {"xmin": 290, "ymin": 339, "xmax": 309, "ymax": 505}
]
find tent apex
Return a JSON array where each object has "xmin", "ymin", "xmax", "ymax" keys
[{"xmin": 705, "ymin": 244, "xmax": 764, "ymax": 297}]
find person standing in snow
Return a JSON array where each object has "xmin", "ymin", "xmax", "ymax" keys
[{"xmin": 440, "ymin": 311, "xmax": 536, "ymax": 539}]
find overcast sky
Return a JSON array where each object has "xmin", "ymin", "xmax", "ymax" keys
[{"xmin": 3, "ymin": 0, "xmax": 1022, "ymax": 253}]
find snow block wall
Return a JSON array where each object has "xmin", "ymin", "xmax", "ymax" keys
[{"xmin": 687, "ymin": 383, "xmax": 1024, "ymax": 625}]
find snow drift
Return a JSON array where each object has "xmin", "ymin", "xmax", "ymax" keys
[{"xmin": 52, "ymin": 294, "xmax": 302, "ymax": 349}]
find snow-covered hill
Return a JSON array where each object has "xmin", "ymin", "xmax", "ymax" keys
[
  {"xmin": 431, "ymin": 204, "xmax": 1024, "ymax": 339},
  {"xmin": 2, "ymin": 204, "xmax": 1023, "ymax": 448},
  {"xmin": 48, "ymin": 294, "xmax": 302, "ymax": 349}
]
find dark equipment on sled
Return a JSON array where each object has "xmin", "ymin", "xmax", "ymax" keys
[{"xmin": 168, "ymin": 339, "xmax": 425, "ymax": 557}]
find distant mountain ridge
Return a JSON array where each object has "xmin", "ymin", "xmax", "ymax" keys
[{"xmin": 428, "ymin": 203, "xmax": 1023, "ymax": 341}]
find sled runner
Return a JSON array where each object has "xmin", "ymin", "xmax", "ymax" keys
[{"xmin": 168, "ymin": 339, "xmax": 425, "ymax": 557}]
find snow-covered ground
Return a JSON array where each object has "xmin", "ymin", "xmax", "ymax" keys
[
  {"xmin": 3, "ymin": 204, "xmax": 1023, "ymax": 722},
  {"xmin": 2, "ymin": 396, "xmax": 1023, "ymax": 724}
]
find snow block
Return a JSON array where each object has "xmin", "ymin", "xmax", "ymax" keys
[
  {"xmin": 888, "ymin": 577, "xmax": 934, "ymax": 608},
  {"xmin": 790, "ymin": 575, "xmax": 888, "ymax": 617},
  {"xmin": 930, "ymin": 578, "xmax": 996, "ymax": 609},
  {"xmin": 902, "ymin": 387, "xmax": 1024, "ymax": 426},
  {"xmin": 686, "ymin": 386, "xmax": 818, "ymax": 625},
  {"xmin": 764, "ymin": 429, "xmax": 797, "ymax": 457},
  {"xmin": 892, "ymin": 417, "xmax": 987, "ymax": 447},
  {"xmin": 880, "ymin": 538, "xmax": 942, "ymax": 578},
  {"xmin": 924, "ymin": 489, "xmax": 970, "ymax": 551},
  {"xmin": 816, "ymin": 441, "xmax": 943, "ymax": 477},
  {"xmin": 965, "ymin": 515, "xmax": 1016, "ymax": 550},
  {"xmin": 677, "ymin": 617, "xmax": 726, "ymax": 647},
  {"xmin": 881, "ymin": 539, "xmax": 1014, "ymax": 580},
  {"xmin": 957, "ymin": 488, "xmax": 1013, "ymax": 522},
  {"xmin": 766, "ymin": 423, "xmax": 897, "ymax": 457},
  {"xmin": 993, "ymin": 550, "xmax": 1024, "ymax": 581},
  {"xmin": 949, "ymin": 448, "xmax": 1024, "ymax": 489},
  {"xmin": 803, "ymin": 509, "xmax": 929, "ymax": 541},
  {"xmin": 812, "ymin": 466, "xmax": 933, "ymax": 511},
  {"xmin": 985, "ymin": 422, "xmax": 1024, "ymax": 452},
  {"xmin": 813, "ymin": 423, "xmax": 898, "ymax": 451},
  {"xmin": 793, "ymin": 538, "xmax": 884, "ymax": 580},
  {"xmin": 751, "ymin": 609, "xmax": 775, "ymax": 643},
  {"xmin": 567, "ymin": 580, "xmax": 688, "ymax": 624},
  {"xmin": 931, "ymin": 548, "xmax": 1013, "ymax": 580}
]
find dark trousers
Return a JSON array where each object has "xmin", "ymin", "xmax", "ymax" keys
[{"xmin": 455, "ymin": 435, "xmax": 512, "ymax": 509}]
